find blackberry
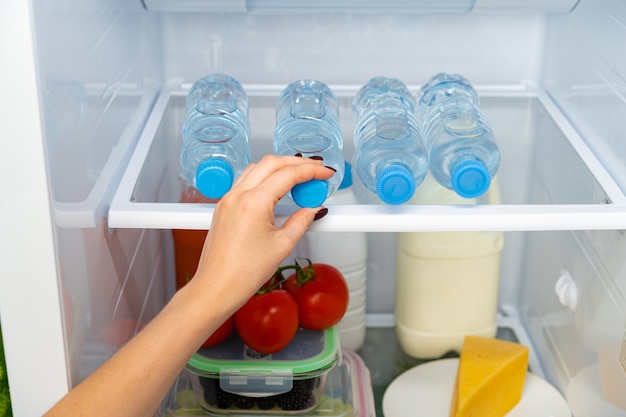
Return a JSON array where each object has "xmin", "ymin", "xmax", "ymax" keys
[
  {"xmin": 276, "ymin": 392, "xmax": 315, "ymax": 411},
  {"xmin": 292, "ymin": 379, "xmax": 313, "ymax": 394},
  {"xmin": 202, "ymin": 379, "xmax": 218, "ymax": 406},
  {"xmin": 256, "ymin": 396, "xmax": 277, "ymax": 410},
  {"xmin": 203, "ymin": 387, "xmax": 218, "ymax": 406},
  {"xmin": 276, "ymin": 380, "xmax": 316, "ymax": 411},
  {"xmin": 199, "ymin": 376, "xmax": 217, "ymax": 391},
  {"xmin": 234, "ymin": 395, "xmax": 256, "ymax": 409},
  {"xmin": 204, "ymin": 384, "xmax": 236, "ymax": 409},
  {"xmin": 215, "ymin": 389, "xmax": 236, "ymax": 409},
  {"xmin": 304, "ymin": 377, "xmax": 319, "ymax": 389}
]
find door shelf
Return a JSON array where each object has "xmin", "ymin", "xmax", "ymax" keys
[{"xmin": 109, "ymin": 84, "xmax": 626, "ymax": 231}]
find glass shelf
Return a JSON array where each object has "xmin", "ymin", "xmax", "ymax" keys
[{"xmin": 109, "ymin": 84, "xmax": 626, "ymax": 231}]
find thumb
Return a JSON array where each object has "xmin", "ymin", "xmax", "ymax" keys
[{"xmin": 279, "ymin": 207, "xmax": 328, "ymax": 245}]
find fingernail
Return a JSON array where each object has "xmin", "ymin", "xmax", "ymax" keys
[
  {"xmin": 313, "ymin": 207, "xmax": 328, "ymax": 221},
  {"xmin": 309, "ymin": 155, "xmax": 323, "ymax": 161},
  {"xmin": 324, "ymin": 165, "xmax": 337, "ymax": 172},
  {"xmin": 294, "ymin": 152, "xmax": 303, "ymax": 157}
]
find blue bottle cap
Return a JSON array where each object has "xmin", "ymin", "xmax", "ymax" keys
[
  {"xmin": 376, "ymin": 165, "xmax": 416, "ymax": 205},
  {"xmin": 451, "ymin": 159, "xmax": 491, "ymax": 199},
  {"xmin": 196, "ymin": 159, "xmax": 234, "ymax": 199},
  {"xmin": 291, "ymin": 179, "xmax": 329, "ymax": 208},
  {"xmin": 338, "ymin": 161, "xmax": 353, "ymax": 190}
]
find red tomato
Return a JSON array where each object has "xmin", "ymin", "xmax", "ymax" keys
[
  {"xmin": 235, "ymin": 289, "xmax": 299, "ymax": 354},
  {"xmin": 283, "ymin": 262, "xmax": 349, "ymax": 331},
  {"xmin": 201, "ymin": 315, "xmax": 235, "ymax": 348}
]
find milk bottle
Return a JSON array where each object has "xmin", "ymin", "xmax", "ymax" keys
[{"xmin": 395, "ymin": 175, "xmax": 504, "ymax": 358}]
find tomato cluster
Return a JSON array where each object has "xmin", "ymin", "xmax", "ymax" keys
[{"xmin": 201, "ymin": 259, "xmax": 349, "ymax": 355}]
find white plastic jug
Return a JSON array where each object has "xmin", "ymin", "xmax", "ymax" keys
[{"xmin": 395, "ymin": 175, "xmax": 504, "ymax": 358}]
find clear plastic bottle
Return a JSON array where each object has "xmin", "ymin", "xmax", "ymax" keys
[
  {"xmin": 418, "ymin": 73, "xmax": 500, "ymax": 199},
  {"xmin": 180, "ymin": 74, "xmax": 251, "ymax": 199},
  {"xmin": 296, "ymin": 163, "xmax": 367, "ymax": 351},
  {"xmin": 273, "ymin": 79, "xmax": 344, "ymax": 208},
  {"xmin": 352, "ymin": 76, "xmax": 428, "ymax": 205}
]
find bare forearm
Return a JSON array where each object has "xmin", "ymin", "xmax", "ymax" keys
[
  {"xmin": 44, "ymin": 284, "xmax": 229, "ymax": 417},
  {"xmin": 42, "ymin": 156, "xmax": 332, "ymax": 417}
]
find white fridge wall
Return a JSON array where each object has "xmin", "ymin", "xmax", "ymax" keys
[
  {"xmin": 544, "ymin": 0, "xmax": 626, "ymax": 194},
  {"xmin": 33, "ymin": 0, "xmax": 161, "ymax": 227},
  {"xmin": 159, "ymin": 11, "xmax": 546, "ymax": 86}
]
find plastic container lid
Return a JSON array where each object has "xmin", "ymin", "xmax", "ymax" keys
[
  {"xmin": 291, "ymin": 179, "xmax": 329, "ymax": 208},
  {"xmin": 195, "ymin": 159, "xmax": 234, "ymax": 199},
  {"xmin": 450, "ymin": 159, "xmax": 491, "ymax": 199},
  {"xmin": 376, "ymin": 165, "xmax": 416, "ymax": 205}
]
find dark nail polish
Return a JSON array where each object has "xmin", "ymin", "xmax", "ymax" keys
[
  {"xmin": 294, "ymin": 152, "xmax": 303, "ymax": 157},
  {"xmin": 313, "ymin": 207, "xmax": 329, "ymax": 221},
  {"xmin": 309, "ymin": 155, "xmax": 323, "ymax": 161},
  {"xmin": 324, "ymin": 165, "xmax": 337, "ymax": 172}
]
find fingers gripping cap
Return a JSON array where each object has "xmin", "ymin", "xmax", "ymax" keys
[
  {"xmin": 451, "ymin": 159, "xmax": 491, "ymax": 199},
  {"xmin": 291, "ymin": 179, "xmax": 329, "ymax": 208},
  {"xmin": 376, "ymin": 165, "xmax": 416, "ymax": 205},
  {"xmin": 196, "ymin": 159, "xmax": 234, "ymax": 199}
]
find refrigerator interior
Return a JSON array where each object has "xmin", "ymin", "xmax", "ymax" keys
[{"xmin": 1, "ymin": 0, "xmax": 626, "ymax": 415}]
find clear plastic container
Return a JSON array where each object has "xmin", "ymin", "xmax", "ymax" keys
[
  {"xmin": 159, "ymin": 349, "xmax": 375, "ymax": 417},
  {"xmin": 185, "ymin": 327, "xmax": 340, "ymax": 415},
  {"xmin": 296, "ymin": 162, "xmax": 367, "ymax": 351},
  {"xmin": 417, "ymin": 73, "xmax": 500, "ymax": 199},
  {"xmin": 180, "ymin": 74, "xmax": 252, "ymax": 199},
  {"xmin": 273, "ymin": 79, "xmax": 344, "ymax": 208},
  {"xmin": 352, "ymin": 77, "xmax": 428, "ymax": 205}
]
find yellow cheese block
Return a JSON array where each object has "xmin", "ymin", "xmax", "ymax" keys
[{"xmin": 449, "ymin": 335, "xmax": 529, "ymax": 417}]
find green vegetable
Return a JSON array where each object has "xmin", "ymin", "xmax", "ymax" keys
[{"xmin": 0, "ymin": 322, "xmax": 12, "ymax": 417}]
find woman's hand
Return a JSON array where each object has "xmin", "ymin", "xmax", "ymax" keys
[
  {"xmin": 190, "ymin": 155, "xmax": 334, "ymax": 315},
  {"xmin": 43, "ymin": 155, "xmax": 334, "ymax": 417}
]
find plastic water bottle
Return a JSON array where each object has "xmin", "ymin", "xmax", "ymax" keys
[
  {"xmin": 273, "ymin": 79, "xmax": 344, "ymax": 208},
  {"xmin": 180, "ymin": 74, "xmax": 251, "ymax": 199},
  {"xmin": 352, "ymin": 76, "xmax": 428, "ymax": 205},
  {"xmin": 296, "ymin": 162, "xmax": 367, "ymax": 351},
  {"xmin": 418, "ymin": 73, "xmax": 500, "ymax": 199}
]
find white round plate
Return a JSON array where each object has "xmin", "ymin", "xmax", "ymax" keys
[{"xmin": 383, "ymin": 358, "xmax": 571, "ymax": 417}]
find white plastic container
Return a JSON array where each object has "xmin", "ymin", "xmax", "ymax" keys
[
  {"xmin": 297, "ymin": 163, "xmax": 367, "ymax": 351},
  {"xmin": 395, "ymin": 175, "xmax": 504, "ymax": 358}
]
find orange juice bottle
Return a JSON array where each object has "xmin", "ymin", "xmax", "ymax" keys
[{"xmin": 171, "ymin": 184, "xmax": 217, "ymax": 290}]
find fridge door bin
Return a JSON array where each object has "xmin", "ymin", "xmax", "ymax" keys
[
  {"xmin": 521, "ymin": 228, "xmax": 626, "ymax": 416},
  {"xmin": 109, "ymin": 84, "xmax": 626, "ymax": 232},
  {"xmin": 48, "ymin": 83, "xmax": 159, "ymax": 228}
]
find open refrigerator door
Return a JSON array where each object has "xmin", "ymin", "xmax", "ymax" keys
[{"xmin": 1, "ymin": 0, "xmax": 626, "ymax": 416}]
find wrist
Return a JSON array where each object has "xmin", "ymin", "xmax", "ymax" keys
[{"xmin": 171, "ymin": 278, "xmax": 236, "ymax": 343}]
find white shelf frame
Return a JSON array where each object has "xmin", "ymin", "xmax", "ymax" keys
[{"xmin": 109, "ymin": 84, "xmax": 626, "ymax": 232}]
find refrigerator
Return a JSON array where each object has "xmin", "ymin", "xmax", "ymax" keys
[{"xmin": 1, "ymin": 0, "xmax": 626, "ymax": 415}]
